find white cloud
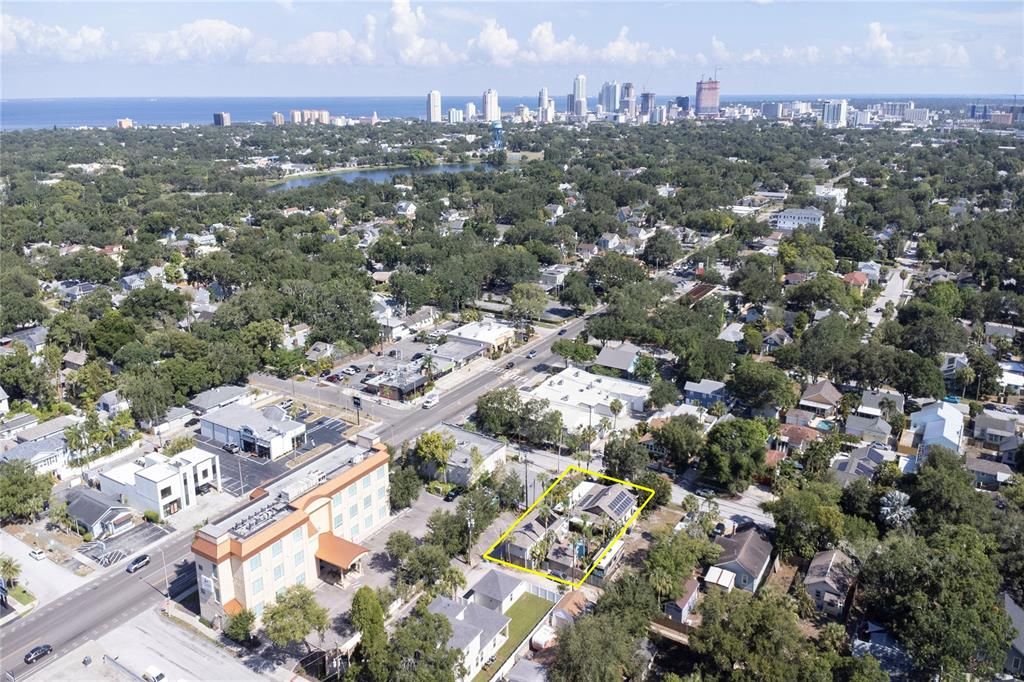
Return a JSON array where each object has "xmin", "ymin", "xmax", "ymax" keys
[
  {"xmin": 710, "ymin": 35, "xmax": 731, "ymax": 62},
  {"xmin": 992, "ymin": 44, "xmax": 1022, "ymax": 71},
  {"xmin": 781, "ymin": 46, "xmax": 821, "ymax": 64},
  {"xmin": 598, "ymin": 26, "xmax": 678, "ymax": 65},
  {"xmin": 741, "ymin": 48, "xmax": 769, "ymax": 64},
  {"xmin": 250, "ymin": 15, "xmax": 375, "ymax": 65},
  {"xmin": 520, "ymin": 21, "xmax": 590, "ymax": 64},
  {"xmin": 387, "ymin": 0, "xmax": 461, "ymax": 67},
  {"xmin": 133, "ymin": 19, "xmax": 253, "ymax": 63},
  {"xmin": 467, "ymin": 19, "xmax": 518, "ymax": 67},
  {"xmin": 836, "ymin": 21, "xmax": 969, "ymax": 69},
  {"xmin": 1, "ymin": 13, "xmax": 112, "ymax": 62}
]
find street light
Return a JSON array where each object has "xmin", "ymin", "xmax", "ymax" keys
[{"xmin": 159, "ymin": 546, "xmax": 170, "ymax": 597}]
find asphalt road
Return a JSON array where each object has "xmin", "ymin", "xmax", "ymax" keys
[{"xmin": 0, "ymin": 533, "xmax": 196, "ymax": 681}]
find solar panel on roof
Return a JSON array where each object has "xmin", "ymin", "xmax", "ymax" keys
[{"xmin": 608, "ymin": 491, "xmax": 633, "ymax": 516}]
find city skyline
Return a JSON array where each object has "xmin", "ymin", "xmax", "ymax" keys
[{"xmin": 2, "ymin": 1, "xmax": 1021, "ymax": 99}]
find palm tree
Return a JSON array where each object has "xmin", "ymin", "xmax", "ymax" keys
[
  {"xmin": 878, "ymin": 397, "xmax": 898, "ymax": 422},
  {"xmin": 420, "ymin": 354, "xmax": 436, "ymax": 381},
  {"xmin": 649, "ymin": 566, "xmax": 675, "ymax": 602},
  {"xmin": 879, "ymin": 490, "xmax": 915, "ymax": 529},
  {"xmin": 65, "ymin": 424, "xmax": 88, "ymax": 469},
  {"xmin": 954, "ymin": 366, "xmax": 975, "ymax": 399},
  {"xmin": 49, "ymin": 500, "xmax": 74, "ymax": 534},
  {"xmin": 609, "ymin": 399, "xmax": 624, "ymax": 431},
  {"xmin": 0, "ymin": 555, "xmax": 22, "ymax": 586}
]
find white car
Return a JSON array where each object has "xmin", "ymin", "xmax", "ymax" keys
[
  {"xmin": 422, "ymin": 393, "xmax": 440, "ymax": 409},
  {"xmin": 29, "ymin": 549, "xmax": 46, "ymax": 561}
]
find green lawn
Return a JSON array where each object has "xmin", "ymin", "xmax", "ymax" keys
[
  {"xmin": 10, "ymin": 584, "xmax": 35, "ymax": 605},
  {"xmin": 473, "ymin": 593, "xmax": 552, "ymax": 682}
]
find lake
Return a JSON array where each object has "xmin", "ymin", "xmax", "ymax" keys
[{"xmin": 269, "ymin": 162, "xmax": 490, "ymax": 191}]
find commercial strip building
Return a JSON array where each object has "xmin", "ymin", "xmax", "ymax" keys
[
  {"xmin": 99, "ymin": 447, "xmax": 222, "ymax": 520},
  {"xmin": 199, "ymin": 404, "xmax": 306, "ymax": 460},
  {"xmin": 191, "ymin": 436, "xmax": 390, "ymax": 626}
]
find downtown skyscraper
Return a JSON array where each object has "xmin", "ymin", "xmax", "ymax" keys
[
  {"xmin": 426, "ymin": 90, "xmax": 442, "ymax": 123},
  {"xmin": 572, "ymin": 74, "xmax": 587, "ymax": 116},
  {"xmin": 482, "ymin": 89, "xmax": 500, "ymax": 122}
]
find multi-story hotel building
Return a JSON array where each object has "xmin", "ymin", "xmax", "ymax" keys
[{"xmin": 191, "ymin": 435, "xmax": 390, "ymax": 626}]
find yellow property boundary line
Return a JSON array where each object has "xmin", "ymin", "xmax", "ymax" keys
[{"xmin": 482, "ymin": 464, "xmax": 655, "ymax": 588}]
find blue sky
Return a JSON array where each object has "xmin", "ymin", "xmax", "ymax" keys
[{"xmin": 2, "ymin": 1, "xmax": 1021, "ymax": 98}]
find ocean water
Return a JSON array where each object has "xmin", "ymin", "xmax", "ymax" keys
[{"xmin": 0, "ymin": 96, "xmax": 540, "ymax": 130}]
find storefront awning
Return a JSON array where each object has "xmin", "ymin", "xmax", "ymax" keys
[
  {"xmin": 224, "ymin": 598, "xmax": 244, "ymax": 616},
  {"xmin": 316, "ymin": 534, "xmax": 370, "ymax": 571}
]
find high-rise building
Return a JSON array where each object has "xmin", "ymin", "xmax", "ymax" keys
[
  {"xmin": 271, "ymin": 112, "xmax": 285, "ymax": 126},
  {"xmin": 675, "ymin": 96, "xmax": 690, "ymax": 113},
  {"xmin": 538, "ymin": 87, "xmax": 549, "ymax": 110},
  {"xmin": 904, "ymin": 108, "xmax": 929, "ymax": 125},
  {"xmin": 566, "ymin": 94, "xmax": 576, "ymax": 116},
  {"xmin": 821, "ymin": 99, "xmax": 848, "ymax": 128},
  {"xmin": 213, "ymin": 112, "xmax": 231, "ymax": 127},
  {"xmin": 600, "ymin": 81, "xmax": 621, "ymax": 113},
  {"xmin": 761, "ymin": 102, "xmax": 783, "ymax": 119},
  {"xmin": 651, "ymin": 105, "xmax": 668, "ymax": 124},
  {"xmin": 317, "ymin": 109, "xmax": 330, "ymax": 125},
  {"xmin": 572, "ymin": 74, "xmax": 587, "ymax": 116},
  {"xmin": 482, "ymin": 89, "xmax": 500, "ymax": 122},
  {"xmin": 290, "ymin": 109, "xmax": 302, "ymax": 124},
  {"xmin": 426, "ymin": 90, "xmax": 442, "ymax": 123},
  {"xmin": 882, "ymin": 101, "xmax": 914, "ymax": 119},
  {"xmin": 447, "ymin": 108, "xmax": 464, "ymax": 124},
  {"xmin": 539, "ymin": 101, "xmax": 556, "ymax": 124},
  {"xmin": 115, "ymin": 118, "xmax": 134, "ymax": 129},
  {"xmin": 464, "ymin": 102, "xmax": 477, "ymax": 120},
  {"xmin": 639, "ymin": 92, "xmax": 657, "ymax": 117},
  {"xmin": 695, "ymin": 79, "xmax": 720, "ymax": 117},
  {"xmin": 620, "ymin": 82, "xmax": 636, "ymax": 116}
]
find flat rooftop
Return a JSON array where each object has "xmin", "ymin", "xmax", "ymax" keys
[{"xmin": 202, "ymin": 441, "xmax": 372, "ymax": 540}]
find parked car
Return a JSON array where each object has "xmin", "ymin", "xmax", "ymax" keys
[
  {"xmin": 126, "ymin": 554, "xmax": 151, "ymax": 573},
  {"xmin": 23, "ymin": 645, "xmax": 53, "ymax": 664},
  {"xmin": 342, "ymin": 367, "xmax": 359, "ymax": 376},
  {"xmin": 142, "ymin": 667, "xmax": 167, "ymax": 682},
  {"xmin": 29, "ymin": 549, "xmax": 46, "ymax": 561},
  {"xmin": 694, "ymin": 488, "xmax": 716, "ymax": 498},
  {"xmin": 348, "ymin": 365, "xmax": 362, "ymax": 374},
  {"xmin": 222, "ymin": 442, "xmax": 240, "ymax": 454},
  {"xmin": 185, "ymin": 417, "xmax": 200, "ymax": 427},
  {"xmin": 526, "ymin": 350, "xmax": 538, "ymax": 359},
  {"xmin": 325, "ymin": 374, "xmax": 341, "ymax": 383},
  {"xmin": 444, "ymin": 487, "xmax": 464, "ymax": 502},
  {"xmin": 278, "ymin": 399, "xmax": 294, "ymax": 410}
]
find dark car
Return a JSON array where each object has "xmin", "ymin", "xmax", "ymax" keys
[
  {"xmin": 325, "ymin": 374, "xmax": 341, "ymax": 383},
  {"xmin": 558, "ymin": 329, "xmax": 568, "ymax": 335},
  {"xmin": 444, "ymin": 487, "xmax": 464, "ymax": 502},
  {"xmin": 24, "ymin": 645, "xmax": 53, "ymax": 664},
  {"xmin": 222, "ymin": 442, "xmax": 240, "ymax": 454},
  {"xmin": 185, "ymin": 417, "xmax": 200, "ymax": 427},
  {"xmin": 505, "ymin": 361, "xmax": 515, "ymax": 369},
  {"xmin": 126, "ymin": 554, "xmax": 151, "ymax": 574}
]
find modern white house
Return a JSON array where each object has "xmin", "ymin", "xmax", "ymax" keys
[
  {"xmin": 448, "ymin": 321, "xmax": 517, "ymax": 352},
  {"xmin": 99, "ymin": 447, "xmax": 222, "ymax": 520},
  {"xmin": 906, "ymin": 401, "xmax": 964, "ymax": 455},
  {"xmin": 200, "ymin": 404, "xmax": 306, "ymax": 460}
]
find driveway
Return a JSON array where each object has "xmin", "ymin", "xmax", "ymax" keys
[{"xmin": 0, "ymin": 530, "xmax": 89, "ymax": 606}]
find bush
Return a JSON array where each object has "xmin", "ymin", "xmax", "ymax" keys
[
  {"xmin": 82, "ymin": 532, "xmax": 93, "ymax": 542},
  {"xmin": 143, "ymin": 510, "xmax": 160, "ymax": 523}
]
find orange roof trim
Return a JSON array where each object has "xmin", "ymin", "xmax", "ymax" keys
[{"xmin": 316, "ymin": 534, "xmax": 370, "ymax": 571}]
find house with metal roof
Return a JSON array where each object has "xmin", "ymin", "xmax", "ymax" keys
[
  {"xmin": 199, "ymin": 404, "xmax": 305, "ymax": 460},
  {"xmin": 187, "ymin": 384, "xmax": 250, "ymax": 415},
  {"xmin": 465, "ymin": 568, "xmax": 526, "ymax": 615},
  {"xmin": 594, "ymin": 341, "xmax": 642, "ymax": 376},
  {"xmin": 428, "ymin": 594, "xmax": 511, "ymax": 682}
]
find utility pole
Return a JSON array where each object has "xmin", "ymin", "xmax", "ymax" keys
[{"xmin": 159, "ymin": 546, "xmax": 170, "ymax": 597}]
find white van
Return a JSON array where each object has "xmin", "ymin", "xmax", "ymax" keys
[{"xmin": 422, "ymin": 393, "xmax": 440, "ymax": 409}]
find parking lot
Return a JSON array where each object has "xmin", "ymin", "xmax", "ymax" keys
[{"xmin": 79, "ymin": 522, "xmax": 171, "ymax": 567}]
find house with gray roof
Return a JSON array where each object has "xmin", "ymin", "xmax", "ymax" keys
[
  {"xmin": 712, "ymin": 526, "xmax": 775, "ymax": 593},
  {"xmin": 804, "ymin": 549, "xmax": 855, "ymax": 618},
  {"xmin": 428, "ymin": 595, "xmax": 511, "ymax": 682},
  {"xmin": 65, "ymin": 487, "xmax": 134, "ymax": 539},
  {"xmin": 15, "ymin": 414, "xmax": 81, "ymax": 443},
  {"xmin": 0, "ymin": 413, "xmax": 39, "ymax": 439},
  {"xmin": 844, "ymin": 414, "xmax": 892, "ymax": 443},
  {"xmin": 2, "ymin": 325, "xmax": 49, "ymax": 354},
  {"xmin": 465, "ymin": 569, "xmax": 526, "ymax": 614},
  {"xmin": 187, "ymin": 384, "xmax": 250, "ymax": 414},
  {"xmin": 684, "ymin": 379, "xmax": 728, "ymax": 408},
  {"xmin": 2, "ymin": 434, "xmax": 70, "ymax": 475},
  {"xmin": 595, "ymin": 341, "xmax": 642, "ymax": 375}
]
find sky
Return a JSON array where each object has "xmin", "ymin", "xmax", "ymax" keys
[{"xmin": 1, "ymin": 1, "xmax": 1022, "ymax": 99}]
